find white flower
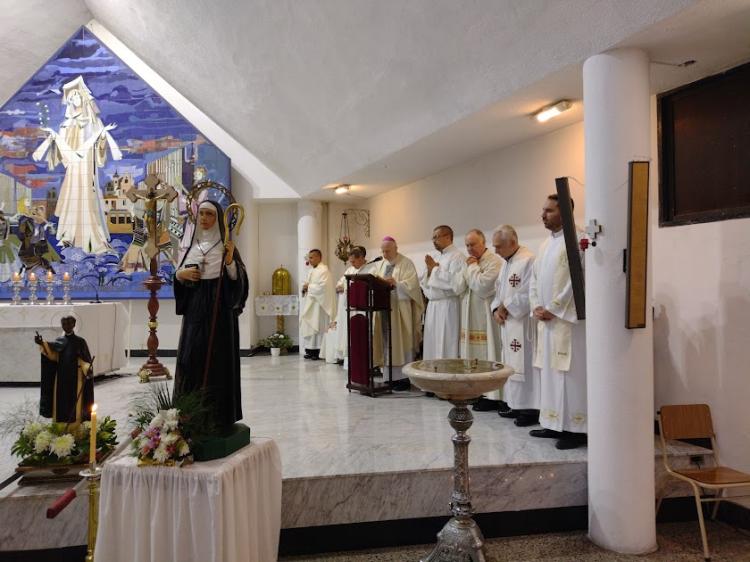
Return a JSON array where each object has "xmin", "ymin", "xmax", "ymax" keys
[
  {"xmin": 178, "ymin": 441, "xmax": 190, "ymax": 457},
  {"xmin": 34, "ymin": 430, "xmax": 52, "ymax": 453},
  {"xmin": 163, "ymin": 432, "xmax": 180, "ymax": 445},
  {"xmin": 152, "ymin": 442, "xmax": 170, "ymax": 463},
  {"xmin": 148, "ymin": 412, "xmax": 165, "ymax": 429},
  {"xmin": 22, "ymin": 421, "xmax": 43, "ymax": 439},
  {"xmin": 80, "ymin": 421, "xmax": 91, "ymax": 432},
  {"xmin": 163, "ymin": 409, "xmax": 180, "ymax": 431},
  {"xmin": 50, "ymin": 434, "xmax": 75, "ymax": 458}
]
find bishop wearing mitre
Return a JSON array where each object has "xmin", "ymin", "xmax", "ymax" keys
[
  {"xmin": 372, "ymin": 237, "xmax": 425, "ymax": 391},
  {"xmin": 300, "ymin": 249, "xmax": 336, "ymax": 360}
]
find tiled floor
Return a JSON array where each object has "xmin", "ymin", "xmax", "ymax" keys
[
  {"xmin": 0, "ymin": 355, "xmax": 703, "ymax": 483},
  {"xmin": 280, "ymin": 521, "xmax": 750, "ymax": 561}
]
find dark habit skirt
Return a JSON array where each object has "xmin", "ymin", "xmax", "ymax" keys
[{"xmin": 174, "ymin": 277, "xmax": 243, "ymax": 429}]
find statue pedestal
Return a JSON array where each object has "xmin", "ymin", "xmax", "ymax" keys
[{"xmin": 193, "ymin": 423, "xmax": 251, "ymax": 462}]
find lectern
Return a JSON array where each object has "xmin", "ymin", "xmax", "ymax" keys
[{"xmin": 345, "ymin": 273, "xmax": 392, "ymax": 396}]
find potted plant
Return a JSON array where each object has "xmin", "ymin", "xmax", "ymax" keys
[{"xmin": 259, "ymin": 332, "xmax": 293, "ymax": 356}]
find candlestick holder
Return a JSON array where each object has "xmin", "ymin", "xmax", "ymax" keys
[
  {"xmin": 45, "ymin": 279, "xmax": 56, "ymax": 305},
  {"xmin": 79, "ymin": 465, "xmax": 102, "ymax": 562},
  {"xmin": 62, "ymin": 277, "xmax": 72, "ymax": 305},
  {"xmin": 11, "ymin": 278, "xmax": 22, "ymax": 305},
  {"xmin": 28, "ymin": 277, "xmax": 39, "ymax": 305}
]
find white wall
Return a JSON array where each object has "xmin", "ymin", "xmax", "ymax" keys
[
  {"xmin": 649, "ymin": 101, "xmax": 750, "ymax": 476},
  {"xmin": 326, "ymin": 202, "xmax": 371, "ymax": 282},
  {"xmin": 369, "ymin": 112, "xmax": 750, "ymax": 479},
  {"xmin": 369, "ymin": 122, "xmax": 586, "ymax": 268},
  {"xmin": 256, "ymin": 203, "xmax": 299, "ymax": 344}
]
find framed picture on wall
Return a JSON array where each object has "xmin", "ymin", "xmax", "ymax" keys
[{"xmin": 658, "ymin": 60, "xmax": 750, "ymax": 227}]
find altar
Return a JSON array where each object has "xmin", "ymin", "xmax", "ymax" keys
[
  {"xmin": 0, "ymin": 302, "xmax": 129, "ymax": 383},
  {"xmin": 95, "ymin": 438, "xmax": 282, "ymax": 562}
]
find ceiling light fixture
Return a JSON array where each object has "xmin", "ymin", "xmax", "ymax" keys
[
  {"xmin": 334, "ymin": 184, "xmax": 351, "ymax": 195},
  {"xmin": 534, "ymin": 100, "xmax": 572, "ymax": 123}
]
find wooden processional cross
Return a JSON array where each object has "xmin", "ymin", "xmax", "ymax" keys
[{"xmin": 125, "ymin": 174, "xmax": 179, "ymax": 383}]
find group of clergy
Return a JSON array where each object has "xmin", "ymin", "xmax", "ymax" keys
[{"xmin": 299, "ymin": 194, "xmax": 587, "ymax": 450}]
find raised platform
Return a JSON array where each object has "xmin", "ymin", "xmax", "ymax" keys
[{"xmin": 0, "ymin": 356, "xmax": 711, "ymax": 553}]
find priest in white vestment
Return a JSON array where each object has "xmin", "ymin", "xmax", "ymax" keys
[
  {"xmin": 457, "ymin": 229, "xmax": 504, "ymax": 411},
  {"xmin": 529, "ymin": 195, "xmax": 587, "ymax": 450},
  {"xmin": 420, "ymin": 225, "xmax": 464, "ymax": 361},
  {"xmin": 372, "ymin": 237, "xmax": 425, "ymax": 391},
  {"xmin": 328, "ymin": 246, "xmax": 369, "ymax": 366},
  {"xmin": 490, "ymin": 225, "xmax": 538, "ymax": 426},
  {"xmin": 300, "ymin": 249, "xmax": 335, "ymax": 360}
]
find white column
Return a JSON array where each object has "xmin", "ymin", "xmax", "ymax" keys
[
  {"xmin": 297, "ymin": 201, "xmax": 323, "ymax": 343},
  {"xmin": 583, "ymin": 49, "xmax": 656, "ymax": 553}
]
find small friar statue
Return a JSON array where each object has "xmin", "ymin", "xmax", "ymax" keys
[{"xmin": 35, "ymin": 316, "xmax": 94, "ymax": 424}]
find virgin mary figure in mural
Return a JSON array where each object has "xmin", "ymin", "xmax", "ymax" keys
[{"xmin": 32, "ymin": 75, "xmax": 121, "ymax": 254}]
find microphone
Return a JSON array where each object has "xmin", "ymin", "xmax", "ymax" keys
[{"xmin": 367, "ymin": 256, "xmax": 383, "ymax": 265}]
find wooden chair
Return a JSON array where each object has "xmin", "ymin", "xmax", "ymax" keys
[{"xmin": 657, "ymin": 404, "xmax": 750, "ymax": 561}]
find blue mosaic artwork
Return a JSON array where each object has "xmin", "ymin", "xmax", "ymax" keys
[{"xmin": 0, "ymin": 26, "xmax": 231, "ymax": 299}]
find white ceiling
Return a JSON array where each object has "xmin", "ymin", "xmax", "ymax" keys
[
  {"xmin": 0, "ymin": 0, "xmax": 91, "ymax": 105},
  {"xmin": 3, "ymin": 0, "xmax": 750, "ymax": 201},
  {"xmin": 81, "ymin": 0, "xmax": 698, "ymax": 197}
]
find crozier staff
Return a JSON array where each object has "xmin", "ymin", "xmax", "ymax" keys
[{"xmin": 174, "ymin": 200, "xmax": 249, "ymax": 429}]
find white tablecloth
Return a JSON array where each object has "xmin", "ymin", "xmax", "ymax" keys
[
  {"xmin": 95, "ymin": 438, "xmax": 282, "ymax": 562},
  {"xmin": 0, "ymin": 302, "xmax": 129, "ymax": 383}
]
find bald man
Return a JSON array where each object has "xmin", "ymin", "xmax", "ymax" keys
[
  {"xmin": 457, "ymin": 229, "xmax": 504, "ymax": 411},
  {"xmin": 490, "ymin": 225, "xmax": 538, "ymax": 426},
  {"xmin": 372, "ymin": 237, "xmax": 425, "ymax": 391},
  {"xmin": 420, "ymin": 225, "xmax": 464, "ymax": 361}
]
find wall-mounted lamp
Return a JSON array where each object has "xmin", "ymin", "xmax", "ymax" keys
[{"xmin": 534, "ymin": 100, "xmax": 572, "ymax": 123}]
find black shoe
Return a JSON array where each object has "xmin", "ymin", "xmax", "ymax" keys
[
  {"xmin": 391, "ymin": 379, "xmax": 411, "ymax": 391},
  {"xmin": 514, "ymin": 414, "xmax": 539, "ymax": 427},
  {"xmin": 336, "ymin": 359, "xmax": 345, "ymax": 365},
  {"xmin": 499, "ymin": 409, "xmax": 519, "ymax": 418},
  {"xmin": 498, "ymin": 400, "xmax": 511, "ymax": 414},
  {"xmin": 529, "ymin": 428, "xmax": 562, "ymax": 439},
  {"xmin": 308, "ymin": 349, "xmax": 321, "ymax": 360},
  {"xmin": 555, "ymin": 436, "xmax": 586, "ymax": 450},
  {"xmin": 472, "ymin": 398, "xmax": 500, "ymax": 411}
]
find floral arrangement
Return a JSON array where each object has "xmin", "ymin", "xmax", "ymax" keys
[
  {"xmin": 129, "ymin": 384, "xmax": 213, "ymax": 467},
  {"xmin": 131, "ymin": 408, "xmax": 191, "ymax": 465},
  {"xmin": 11, "ymin": 417, "xmax": 117, "ymax": 467},
  {"xmin": 259, "ymin": 332, "xmax": 293, "ymax": 350}
]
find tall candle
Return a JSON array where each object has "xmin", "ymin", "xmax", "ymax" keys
[
  {"xmin": 46, "ymin": 270, "xmax": 53, "ymax": 282},
  {"xmin": 12, "ymin": 272, "xmax": 20, "ymax": 283},
  {"xmin": 89, "ymin": 404, "xmax": 98, "ymax": 465},
  {"xmin": 29, "ymin": 272, "xmax": 37, "ymax": 283},
  {"xmin": 63, "ymin": 272, "xmax": 71, "ymax": 282}
]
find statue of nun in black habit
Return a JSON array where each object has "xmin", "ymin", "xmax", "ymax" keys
[{"xmin": 174, "ymin": 200, "xmax": 249, "ymax": 429}]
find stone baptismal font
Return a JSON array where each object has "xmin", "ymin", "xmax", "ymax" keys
[{"xmin": 404, "ymin": 358, "xmax": 514, "ymax": 562}]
